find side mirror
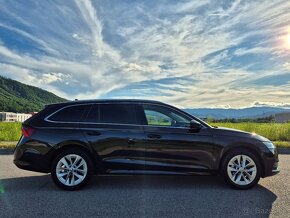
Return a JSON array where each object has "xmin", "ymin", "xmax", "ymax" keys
[{"xmin": 190, "ymin": 120, "xmax": 202, "ymax": 132}]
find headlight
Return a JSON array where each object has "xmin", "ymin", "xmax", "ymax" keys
[
  {"xmin": 263, "ymin": 141, "xmax": 276, "ymax": 149},
  {"xmin": 263, "ymin": 141, "xmax": 276, "ymax": 154}
]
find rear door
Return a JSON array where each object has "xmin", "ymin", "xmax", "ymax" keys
[
  {"xmin": 81, "ymin": 103, "xmax": 147, "ymax": 173},
  {"xmin": 139, "ymin": 104, "xmax": 215, "ymax": 173}
]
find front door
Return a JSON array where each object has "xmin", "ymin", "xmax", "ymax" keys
[{"xmin": 140, "ymin": 104, "xmax": 216, "ymax": 174}]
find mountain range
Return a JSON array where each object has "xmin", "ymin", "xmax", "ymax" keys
[
  {"xmin": 184, "ymin": 107, "xmax": 290, "ymax": 119},
  {"xmin": 0, "ymin": 76, "xmax": 289, "ymax": 119}
]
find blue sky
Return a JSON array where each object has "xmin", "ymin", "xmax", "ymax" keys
[{"xmin": 0, "ymin": 0, "xmax": 289, "ymax": 108}]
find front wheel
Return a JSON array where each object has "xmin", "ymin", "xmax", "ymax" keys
[
  {"xmin": 222, "ymin": 149, "xmax": 261, "ymax": 190},
  {"xmin": 51, "ymin": 149, "xmax": 93, "ymax": 191}
]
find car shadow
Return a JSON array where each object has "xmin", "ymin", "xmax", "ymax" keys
[{"xmin": 0, "ymin": 174, "xmax": 277, "ymax": 217}]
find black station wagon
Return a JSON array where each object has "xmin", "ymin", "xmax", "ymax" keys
[{"xmin": 14, "ymin": 99, "xmax": 279, "ymax": 190}]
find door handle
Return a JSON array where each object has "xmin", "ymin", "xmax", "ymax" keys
[
  {"xmin": 147, "ymin": 134, "xmax": 161, "ymax": 139},
  {"xmin": 128, "ymin": 138, "xmax": 137, "ymax": 145},
  {"xmin": 86, "ymin": 131, "xmax": 101, "ymax": 136}
]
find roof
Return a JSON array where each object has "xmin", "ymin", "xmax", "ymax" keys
[{"xmin": 47, "ymin": 99, "xmax": 164, "ymax": 107}]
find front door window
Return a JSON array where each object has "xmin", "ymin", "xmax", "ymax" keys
[{"xmin": 143, "ymin": 105, "xmax": 192, "ymax": 128}]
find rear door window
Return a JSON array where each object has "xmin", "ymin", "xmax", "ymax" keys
[{"xmin": 99, "ymin": 104, "xmax": 137, "ymax": 124}]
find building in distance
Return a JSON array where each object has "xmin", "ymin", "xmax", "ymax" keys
[{"xmin": 0, "ymin": 112, "xmax": 35, "ymax": 122}]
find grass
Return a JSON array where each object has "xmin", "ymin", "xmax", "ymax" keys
[
  {"xmin": 0, "ymin": 122, "xmax": 22, "ymax": 141},
  {"xmin": 210, "ymin": 122, "xmax": 290, "ymax": 142},
  {"xmin": 273, "ymin": 141, "xmax": 290, "ymax": 148},
  {"xmin": 0, "ymin": 122, "xmax": 289, "ymax": 149},
  {"xmin": 0, "ymin": 141, "xmax": 17, "ymax": 149}
]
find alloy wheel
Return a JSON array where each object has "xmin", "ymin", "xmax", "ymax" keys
[
  {"xmin": 56, "ymin": 154, "xmax": 88, "ymax": 186},
  {"xmin": 227, "ymin": 154, "xmax": 257, "ymax": 186}
]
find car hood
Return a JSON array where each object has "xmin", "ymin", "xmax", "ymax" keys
[{"xmin": 211, "ymin": 126, "xmax": 269, "ymax": 142}]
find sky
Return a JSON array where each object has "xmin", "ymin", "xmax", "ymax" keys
[{"xmin": 0, "ymin": 0, "xmax": 290, "ymax": 108}]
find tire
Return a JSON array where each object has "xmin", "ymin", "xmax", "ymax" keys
[
  {"xmin": 51, "ymin": 148, "xmax": 93, "ymax": 191},
  {"xmin": 221, "ymin": 148, "xmax": 261, "ymax": 190}
]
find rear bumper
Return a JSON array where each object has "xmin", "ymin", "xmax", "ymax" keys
[
  {"xmin": 14, "ymin": 159, "xmax": 49, "ymax": 173},
  {"xmin": 14, "ymin": 138, "xmax": 55, "ymax": 173}
]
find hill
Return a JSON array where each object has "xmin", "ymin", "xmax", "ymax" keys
[
  {"xmin": 184, "ymin": 107, "xmax": 290, "ymax": 120},
  {"xmin": 274, "ymin": 112, "xmax": 290, "ymax": 123},
  {"xmin": 0, "ymin": 76, "xmax": 67, "ymax": 113}
]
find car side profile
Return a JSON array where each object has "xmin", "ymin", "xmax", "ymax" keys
[{"xmin": 14, "ymin": 99, "xmax": 279, "ymax": 190}]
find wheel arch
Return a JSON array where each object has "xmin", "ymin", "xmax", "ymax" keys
[
  {"xmin": 218, "ymin": 143, "xmax": 265, "ymax": 176},
  {"xmin": 50, "ymin": 141, "xmax": 102, "ymax": 174}
]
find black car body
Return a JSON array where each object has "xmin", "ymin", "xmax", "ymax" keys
[{"xmin": 14, "ymin": 99, "xmax": 279, "ymax": 190}]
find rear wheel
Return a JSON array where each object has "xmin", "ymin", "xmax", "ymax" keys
[
  {"xmin": 51, "ymin": 149, "xmax": 93, "ymax": 191},
  {"xmin": 222, "ymin": 149, "xmax": 261, "ymax": 189}
]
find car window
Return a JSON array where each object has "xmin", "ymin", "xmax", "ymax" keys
[
  {"xmin": 84, "ymin": 103, "xmax": 137, "ymax": 124},
  {"xmin": 100, "ymin": 104, "xmax": 137, "ymax": 124},
  {"xmin": 48, "ymin": 105, "xmax": 89, "ymax": 122},
  {"xmin": 95, "ymin": 104, "xmax": 136, "ymax": 124},
  {"xmin": 143, "ymin": 104, "xmax": 191, "ymax": 127},
  {"xmin": 83, "ymin": 104, "xmax": 99, "ymax": 123},
  {"xmin": 145, "ymin": 110, "xmax": 172, "ymax": 126}
]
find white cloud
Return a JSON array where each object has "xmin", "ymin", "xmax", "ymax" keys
[
  {"xmin": 41, "ymin": 72, "xmax": 67, "ymax": 84},
  {"xmin": 0, "ymin": 0, "xmax": 289, "ymax": 108},
  {"xmin": 252, "ymin": 101, "xmax": 290, "ymax": 108},
  {"xmin": 234, "ymin": 47, "xmax": 274, "ymax": 56},
  {"xmin": 74, "ymin": 0, "xmax": 105, "ymax": 58},
  {"xmin": 283, "ymin": 62, "xmax": 290, "ymax": 70}
]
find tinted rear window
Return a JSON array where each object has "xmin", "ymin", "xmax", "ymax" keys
[
  {"xmin": 48, "ymin": 105, "xmax": 88, "ymax": 122},
  {"xmin": 85, "ymin": 104, "xmax": 137, "ymax": 124},
  {"xmin": 83, "ymin": 104, "xmax": 99, "ymax": 122}
]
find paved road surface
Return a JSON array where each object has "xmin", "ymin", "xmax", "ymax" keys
[{"xmin": 0, "ymin": 154, "xmax": 289, "ymax": 218}]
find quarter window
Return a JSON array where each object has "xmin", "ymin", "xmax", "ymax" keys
[
  {"xmin": 48, "ymin": 105, "xmax": 88, "ymax": 122},
  {"xmin": 83, "ymin": 104, "xmax": 99, "ymax": 123}
]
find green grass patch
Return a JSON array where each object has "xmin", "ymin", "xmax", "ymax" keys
[
  {"xmin": 273, "ymin": 141, "xmax": 290, "ymax": 148},
  {"xmin": 0, "ymin": 141, "xmax": 17, "ymax": 149},
  {"xmin": 210, "ymin": 122, "xmax": 290, "ymax": 142},
  {"xmin": 0, "ymin": 122, "xmax": 22, "ymax": 141}
]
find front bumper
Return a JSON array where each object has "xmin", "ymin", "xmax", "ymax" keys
[
  {"xmin": 261, "ymin": 147, "xmax": 280, "ymax": 177},
  {"xmin": 268, "ymin": 161, "xmax": 280, "ymax": 176}
]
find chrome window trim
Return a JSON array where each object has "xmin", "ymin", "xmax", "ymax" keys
[{"xmin": 44, "ymin": 101, "xmax": 207, "ymax": 129}]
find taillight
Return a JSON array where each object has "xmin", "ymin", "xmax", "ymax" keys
[{"xmin": 22, "ymin": 126, "xmax": 35, "ymax": 138}]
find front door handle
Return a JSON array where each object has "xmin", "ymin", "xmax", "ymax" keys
[
  {"xmin": 86, "ymin": 131, "xmax": 101, "ymax": 136},
  {"xmin": 147, "ymin": 134, "xmax": 161, "ymax": 139}
]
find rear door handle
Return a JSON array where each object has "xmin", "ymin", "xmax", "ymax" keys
[
  {"xmin": 86, "ymin": 131, "xmax": 101, "ymax": 136},
  {"xmin": 147, "ymin": 134, "xmax": 161, "ymax": 139},
  {"xmin": 128, "ymin": 138, "xmax": 137, "ymax": 145}
]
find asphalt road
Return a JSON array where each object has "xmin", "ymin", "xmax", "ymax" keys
[{"xmin": 0, "ymin": 155, "xmax": 289, "ymax": 218}]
